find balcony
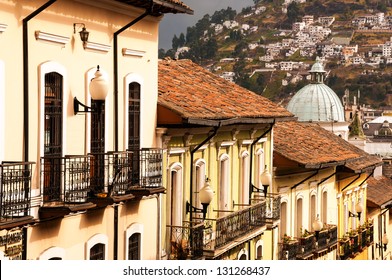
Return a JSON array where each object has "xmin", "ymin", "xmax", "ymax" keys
[
  {"xmin": 126, "ymin": 148, "xmax": 165, "ymax": 197},
  {"xmin": 0, "ymin": 161, "xmax": 35, "ymax": 229},
  {"xmin": 40, "ymin": 149, "xmax": 164, "ymax": 217},
  {"xmin": 278, "ymin": 224, "xmax": 338, "ymax": 260},
  {"xmin": 40, "ymin": 155, "xmax": 96, "ymax": 219},
  {"xmin": 166, "ymin": 195, "xmax": 279, "ymax": 260},
  {"xmin": 166, "ymin": 221, "xmax": 205, "ymax": 260}
]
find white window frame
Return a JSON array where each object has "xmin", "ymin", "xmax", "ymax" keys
[
  {"xmin": 219, "ymin": 154, "xmax": 230, "ymax": 211},
  {"xmin": 123, "ymin": 73, "xmax": 144, "ymax": 150},
  {"xmin": 38, "ymin": 246, "xmax": 66, "ymax": 260},
  {"xmin": 194, "ymin": 159, "xmax": 206, "ymax": 210},
  {"xmin": 125, "ymin": 223, "xmax": 144, "ymax": 260},
  {"xmin": 86, "ymin": 233, "xmax": 108, "ymax": 260},
  {"xmin": 169, "ymin": 162, "xmax": 183, "ymax": 226},
  {"xmin": 240, "ymin": 150, "xmax": 250, "ymax": 204},
  {"xmin": 38, "ymin": 61, "xmax": 68, "ymax": 158}
]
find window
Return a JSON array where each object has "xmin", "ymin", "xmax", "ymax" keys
[
  {"xmin": 170, "ymin": 163, "xmax": 183, "ymax": 226},
  {"xmin": 240, "ymin": 151, "xmax": 250, "ymax": 204},
  {"xmin": 280, "ymin": 201, "xmax": 288, "ymax": 239},
  {"xmin": 128, "ymin": 233, "xmax": 141, "ymax": 260},
  {"xmin": 194, "ymin": 159, "xmax": 206, "ymax": 211},
  {"xmin": 86, "ymin": 234, "xmax": 108, "ymax": 260},
  {"xmin": 128, "ymin": 82, "xmax": 141, "ymax": 185},
  {"xmin": 255, "ymin": 148, "xmax": 265, "ymax": 190},
  {"xmin": 126, "ymin": 223, "xmax": 144, "ymax": 260},
  {"xmin": 310, "ymin": 194, "xmax": 316, "ymax": 230},
  {"xmin": 43, "ymin": 72, "xmax": 63, "ymax": 202},
  {"xmin": 90, "ymin": 243, "xmax": 105, "ymax": 260},
  {"xmin": 255, "ymin": 240, "xmax": 263, "ymax": 260},
  {"xmin": 296, "ymin": 197, "xmax": 303, "ymax": 237},
  {"xmin": 219, "ymin": 154, "xmax": 230, "ymax": 211},
  {"xmin": 322, "ymin": 191, "xmax": 328, "ymax": 224}
]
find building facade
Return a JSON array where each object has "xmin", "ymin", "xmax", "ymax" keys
[
  {"xmin": 0, "ymin": 0, "xmax": 192, "ymax": 260},
  {"xmin": 157, "ymin": 58, "xmax": 295, "ymax": 260}
]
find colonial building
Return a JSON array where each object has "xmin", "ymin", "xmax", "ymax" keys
[
  {"xmin": 366, "ymin": 175, "xmax": 392, "ymax": 260},
  {"xmin": 0, "ymin": 0, "xmax": 192, "ymax": 260},
  {"xmin": 157, "ymin": 58, "xmax": 295, "ymax": 260},
  {"xmin": 273, "ymin": 121, "xmax": 382, "ymax": 260}
]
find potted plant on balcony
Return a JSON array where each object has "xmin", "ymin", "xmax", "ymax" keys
[{"xmin": 170, "ymin": 240, "xmax": 189, "ymax": 260}]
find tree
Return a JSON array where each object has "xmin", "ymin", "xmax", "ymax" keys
[{"xmin": 287, "ymin": 2, "xmax": 301, "ymax": 24}]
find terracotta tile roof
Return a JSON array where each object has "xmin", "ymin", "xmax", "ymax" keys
[
  {"xmin": 274, "ymin": 121, "xmax": 382, "ymax": 172},
  {"xmin": 158, "ymin": 59, "xmax": 294, "ymax": 125},
  {"xmin": 115, "ymin": 0, "xmax": 193, "ymax": 15},
  {"xmin": 366, "ymin": 176, "xmax": 392, "ymax": 208}
]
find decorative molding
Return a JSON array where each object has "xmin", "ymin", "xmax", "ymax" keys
[
  {"xmin": 35, "ymin": 31, "xmax": 70, "ymax": 45},
  {"xmin": 83, "ymin": 41, "xmax": 111, "ymax": 53},
  {"xmin": 169, "ymin": 148, "xmax": 187, "ymax": 155},
  {"xmin": 0, "ymin": 23, "xmax": 7, "ymax": 33},
  {"xmin": 122, "ymin": 48, "xmax": 146, "ymax": 58}
]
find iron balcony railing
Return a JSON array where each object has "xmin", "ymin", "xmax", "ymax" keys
[
  {"xmin": 166, "ymin": 221, "xmax": 205, "ymax": 260},
  {"xmin": 204, "ymin": 199, "xmax": 271, "ymax": 251},
  {"xmin": 41, "ymin": 155, "xmax": 93, "ymax": 203},
  {"xmin": 253, "ymin": 193, "xmax": 281, "ymax": 224},
  {"xmin": 132, "ymin": 148, "xmax": 163, "ymax": 189},
  {"xmin": 42, "ymin": 149, "xmax": 163, "ymax": 203},
  {"xmin": 0, "ymin": 162, "xmax": 34, "ymax": 220},
  {"xmin": 279, "ymin": 240, "xmax": 299, "ymax": 260}
]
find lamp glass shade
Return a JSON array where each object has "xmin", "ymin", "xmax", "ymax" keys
[
  {"xmin": 382, "ymin": 233, "xmax": 389, "ymax": 245},
  {"xmin": 312, "ymin": 216, "xmax": 323, "ymax": 232},
  {"xmin": 355, "ymin": 202, "xmax": 363, "ymax": 214},
  {"xmin": 260, "ymin": 166, "xmax": 272, "ymax": 186},
  {"xmin": 79, "ymin": 27, "xmax": 89, "ymax": 42},
  {"xmin": 199, "ymin": 180, "xmax": 214, "ymax": 205},
  {"xmin": 89, "ymin": 66, "xmax": 108, "ymax": 100}
]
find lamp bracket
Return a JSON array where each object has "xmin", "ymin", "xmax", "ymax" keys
[
  {"xmin": 73, "ymin": 23, "xmax": 86, "ymax": 34},
  {"xmin": 74, "ymin": 97, "xmax": 92, "ymax": 114}
]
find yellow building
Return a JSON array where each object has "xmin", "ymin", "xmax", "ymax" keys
[
  {"xmin": 0, "ymin": 0, "xmax": 192, "ymax": 260},
  {"xmin": 274, "ymin": 121, "xmax": 382, "ymax": 260},
  {"xmin": 366, "ymin": 175, "xmax": 392, "ymax": 260},
  {"xmin": 157, "ymin": 58, "xmax": 295, "ymax": 260}
]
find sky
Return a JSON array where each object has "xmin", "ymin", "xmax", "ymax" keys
[{"xmin": 159, "ymin": 0, "xmax": 254, "ymax": 50}]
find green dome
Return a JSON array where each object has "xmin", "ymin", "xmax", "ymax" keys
[{"xmin": 286, "ymin": 58, "xmax": 345, "ymax": 122}]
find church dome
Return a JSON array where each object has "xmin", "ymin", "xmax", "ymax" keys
[{"xmin": 286, "ymin": 58, "xmax": 345, "ymax": 122}]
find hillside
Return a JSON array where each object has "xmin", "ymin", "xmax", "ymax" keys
[{"xmin": 159, "ymin": 0, "xmax": 392, "ymax": 108}]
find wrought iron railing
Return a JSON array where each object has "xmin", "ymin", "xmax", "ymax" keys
[
  {"xmin": 139, "ymin": 148, "xmax": 163, "ymax": 188},
  {"xmin": 167, "ymin": 221, "xmax": 205, "ymax": 260},
  {"xmin": 41, "ymin": 155, "xmax": 92, "ymax": 203},
  {"xmin": 358, "ymin": 227, "xmax": 367, "ymax": 250},
  {"xmin": 316, "ymin": 229, "xmax": 329, "ymax": 252},
  {"xmin": 252, "ymin": 193, "xmax": 281, "ymax": 224},
  {"xmin": 203, "ymin": 200, "xmax": 267, "ymax": 251},
  {"xmin": 328, "ymin": 225, "xmax": 338, "ymax": 246},
  {"xmin": 297, "ymin": 234, "xmax": 315, "ymax": 259},
  {"xmin": 339, "ymin": 238, "xmax": 352, "ymax": 260},
  {"xmin": 0, "ymin": 162, "xmax": 34, "ymax": 219},
  {"xmin": 279, "ymin": 240, "xmax": 299, "ymax": 260}
]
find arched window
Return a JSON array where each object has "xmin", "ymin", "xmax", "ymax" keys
[
  {"xmin": 170, "ymin": 163, "xmax": 183, "ymax": 226},
  {"xmin": 255, "ymin": 148, "xmax": 265, "ymax": 190},
  {"xmin": 128, "ymin": 233, "xmax": 141, "ymax": 260},
  {"xmin": 296, "ymin": 197, "xmax": 303, "ymax": 237},
  {"xmin": 126, "ymin": 223, "xmax": 144, "ymax": 260},
  {"xmin": 255, "ymin": 239, "xmax": 263, "ymax": 260},
  {"xmin": 43, "ymin": 71, "xmax": 63, "ymax": 202},
  {"xmin": 90, "ymin": 243, "xmax": 105, "ymax": 260},
  {"xmin": 86, "ymin": 234, "xmax": 108, "ymax": 260},
  {"xmin": 322, "ymin": 190, "xmax": 328, "ymax": 224},
  {"xmin": 128, "ymin": 82, "xmax": 140, "ymax": 151},
  {"xmin": 219, "ymin": 154, "xmax": 230, "ymax": 211},
  {"xmin": 240, "ymin": 151, "xmax": 250, "ymax": 204},
  {"xmin": 310, "ymin": 193, "xmax": 316, "ymax": 230},
  {"xmin": 280, "ymin": 201, "xmax": 288, "ymax": 239},
  {"xmin": 194, "ymin": 159, "xmax": 206, "ymax": 211}
]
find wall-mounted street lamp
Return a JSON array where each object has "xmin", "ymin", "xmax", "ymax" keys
[
  {"xmin": 73, "ymin": 23, "xmax": 89, "ymax": 45},
  {"xmin": 349, "ymin": 202, "xmax": 363, "ymax": 222},
  {"xmin": 252, "ymin": 165, "xmax": 272, "ymax": 197},
  {"xmin": 186, "ymin": 178, "xmax": 214, "ymax": 219},
  {"xmin": 376, "ymin": 233, "xmax": 389, "ymax": 252},
  {"xmin": 312, "ymin": 214, "xmax": 323, "ymax": 241},
  {"xmin": 74, "ymin": 65, "xmax": 108, "ymax": 115}
]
